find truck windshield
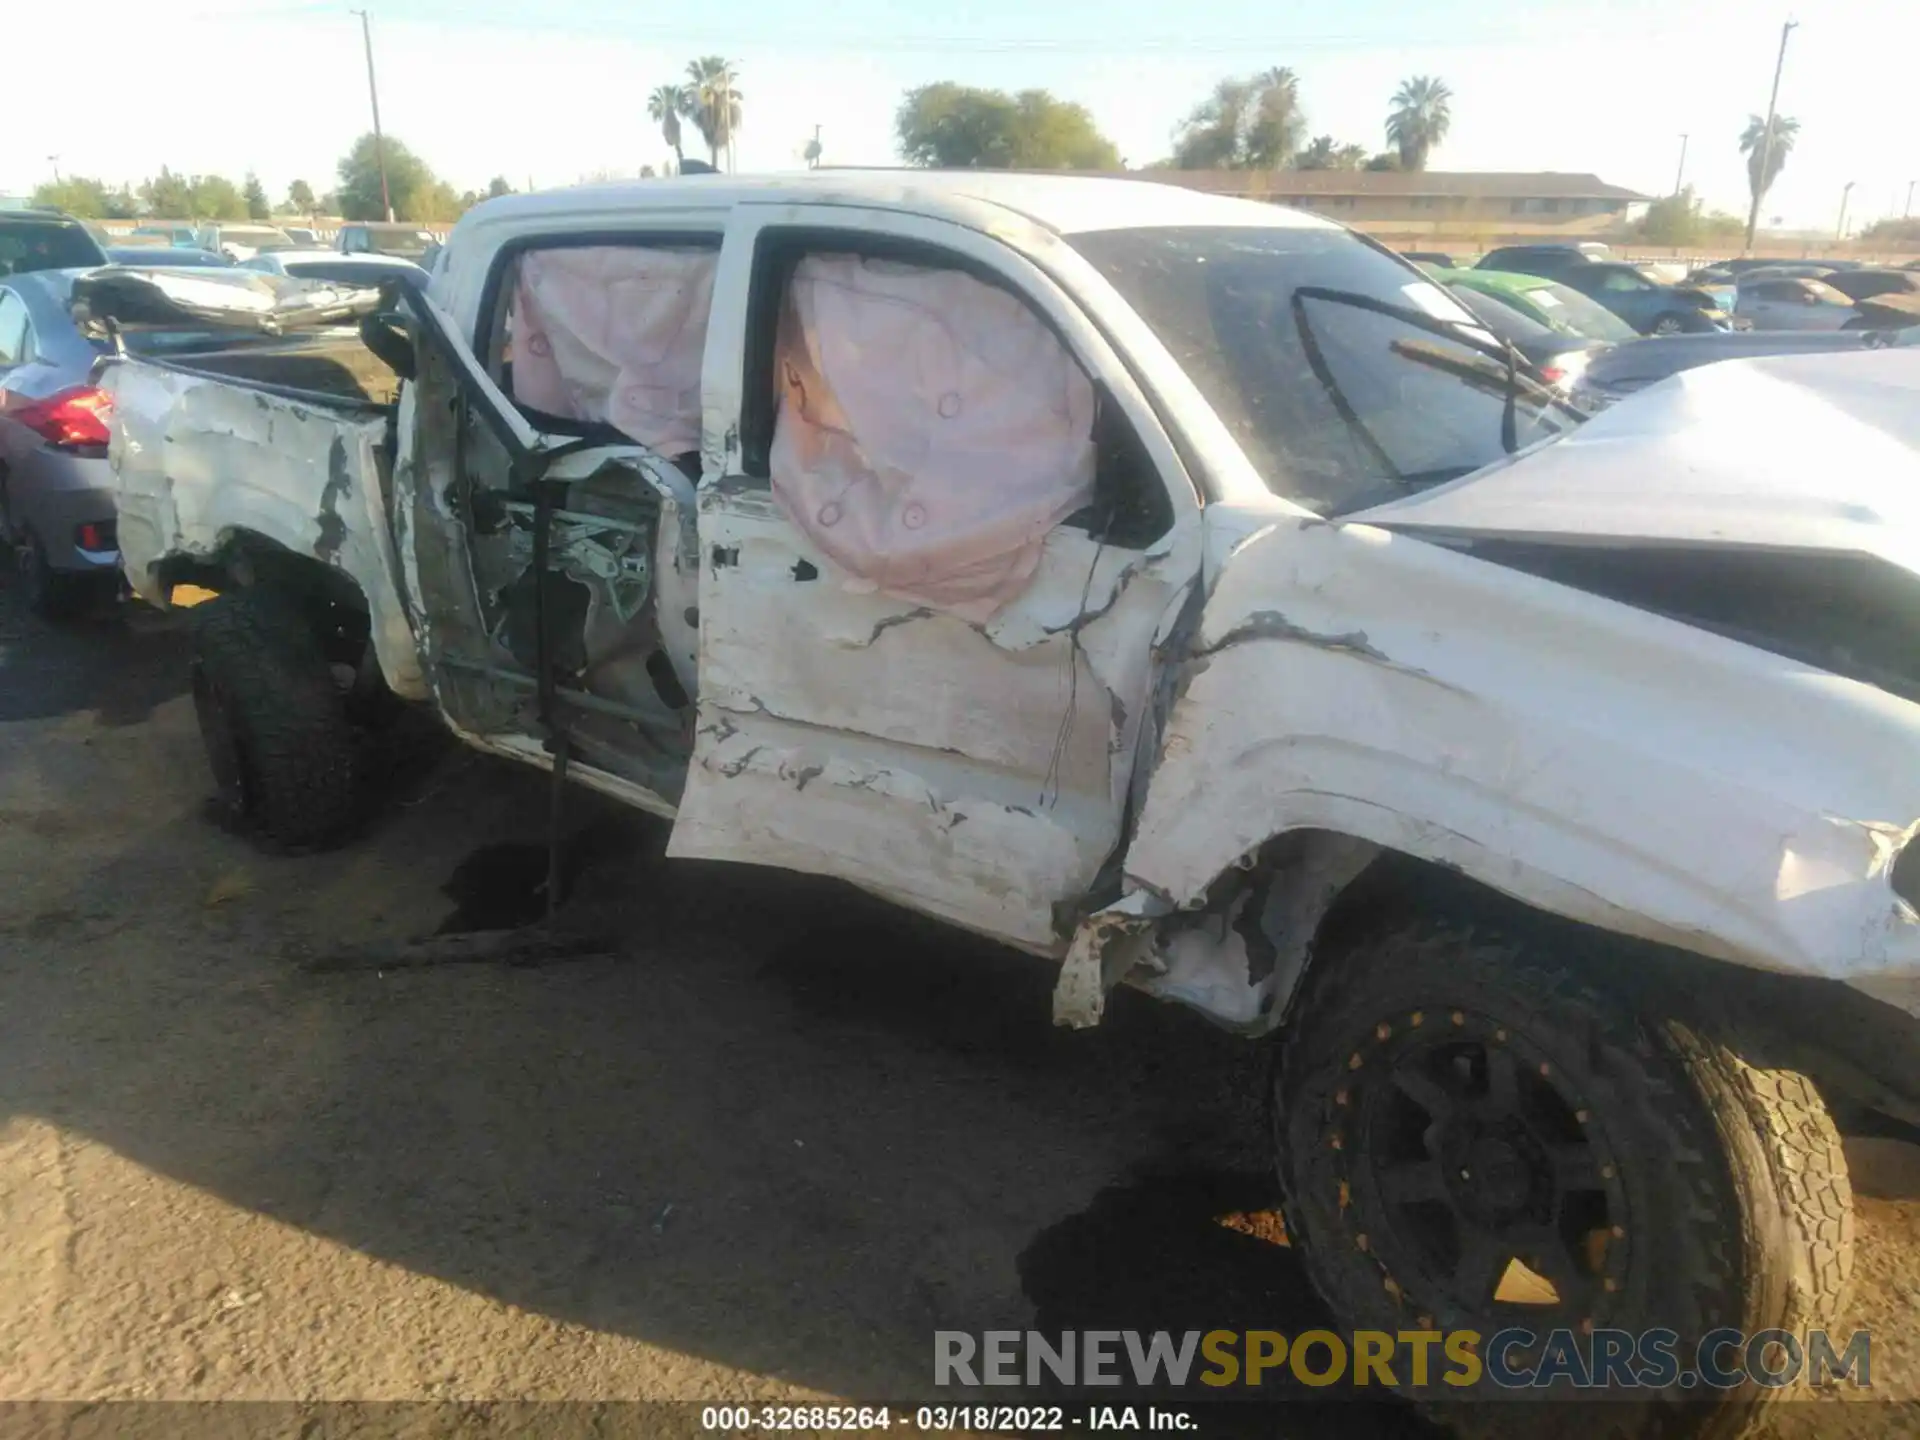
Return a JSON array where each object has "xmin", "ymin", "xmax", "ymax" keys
[{"xmin": 1070, "ymin": 226, "xmax": 1582, "ymax": 515}]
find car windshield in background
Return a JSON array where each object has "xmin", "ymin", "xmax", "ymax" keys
[
  {"xmin": 106, "ymin": 246, "xmax": 233, "ymax": 268},
  {"xmin": 1071, "ymin": 225, "xmax": 1580, "ymax": 515},
  {"xmin": 0, "ymin": 220, "xmax": 107, "ymax": 275},
  {"xmin": 227, "ymin": 230, "xmax": 294, "ymax": 249},
  {"xmin": 1515, "ymin": 282, "xmax": 1637, "ymax": 342}
]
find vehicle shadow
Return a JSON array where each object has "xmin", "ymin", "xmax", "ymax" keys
[
  {"xmin": 0, "ymin": 586, "xmax": 189, "ymax": 727},
  {"xmin": 0, "ymin": 727, "xmax": 1418, "ymax": 1423}
]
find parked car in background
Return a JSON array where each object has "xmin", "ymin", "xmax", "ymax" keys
[
  {"xmin": 105, "ymin": 246, "xmax": 235, "ymax": 268},
  {"xmin": 1570, "ymin": 325, "xmax": 1912, "ymax": 409},
  {"xmin": 1399, "ymin": 250, "xmax": 1455, "ymax": 268},
  {"xmin": 194, "ymin": 223, "xmax": 295, "ymax": 261},
  {"xmin": 1734, "ymin": 275, "xmax": 1858, "ymax": 331},
  {"xmin": 130, "ymin": 223, "xmax": 202, "ymax": 248},
  {"xmin": 1849, "ymin": 292, "xmax": 1920, "ymax": 330},
  {"xmin": 0, "ymin": 210, "xmax": 107, "ymax": 276},
  {"xmin": 336, "ymin": 222, "xmax": 438, "ymax": 260},
  {"xmin": 1684, "ymin": 258, "xmax": 1782, "ymax": 285},
  {"xmin": 240, "ymin": 249, "xmax": 425, "ymax": 288},
  {"xmin": 1554, "ymin": 262, "xmax": 1732, "ymax": 334},
  {"xmin": 1477, "ymin": 241, "xmax": 1611, "ymax": 272},
  {"xmin": 281, "ymin": 226, "xmax": 322, "ymax": 247},
  {"xmin": 1438, "ymin": 267, "xmax": 1639, "ymax": 346},
  {"xmin": 0, "ymin": 271, "xmax": 121, "ymax": 616},
  {"xmin": 1435, "ymin": 278, "xmax": 1612, "ymax": 397},
  {"xmin": 1822, "ymin": 268, "xmax": 1920, "ymax": 304}
]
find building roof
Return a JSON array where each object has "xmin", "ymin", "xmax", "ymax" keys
[{"xmin": 1138, "ymin": 170, "xmax": 1651, "ymax": 201}]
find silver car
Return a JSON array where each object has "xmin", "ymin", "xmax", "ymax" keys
[
  {"xmin": 0, "ymin": 270, "xmax": 120, "ymax": 617},
  {"xmin": 1733, "ymin": 275, "xmax": 1858, "ymax": 331}
]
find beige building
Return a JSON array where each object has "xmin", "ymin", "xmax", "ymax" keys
[{"xmin": 1131, "ymin": 170, "xmax": 1652, "ymax": 245}]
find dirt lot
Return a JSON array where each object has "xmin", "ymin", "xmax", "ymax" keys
[{"xmin": 1, "ymin": 585, "xmax": 1917, "ymax": 1438}]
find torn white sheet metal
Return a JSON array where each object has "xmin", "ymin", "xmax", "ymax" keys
[
  {"xmin": 670, "ymin": 480, "xmax": 1200, "ymax": 951},
  {"xmin": 1353, "ymin": 347, "xmax": 1920, "ymax": 568},
  {"xmin": 105, "ymin": 363, "xmax": 427, "ymax": 699},
  {"xmin": 73, "ymin": 267, "xmax": 383, "ymax": 334},
  {"xmin": 1117, "ymin": 502, "xmax": 1920, "ymax": 1003}
]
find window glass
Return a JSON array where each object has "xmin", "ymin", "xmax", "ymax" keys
[
  {"xmin": 0, "ymin": 292, "xmax": 29, "ymax": 365},
  {"xmin": 1072, "ymin": 225, "xmax": 1580, "ymax": 515}
]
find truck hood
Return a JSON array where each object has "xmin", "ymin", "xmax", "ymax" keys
[{"xmin": 1350, "ymin": 346, "xmax": 1920, "ymax": 574}]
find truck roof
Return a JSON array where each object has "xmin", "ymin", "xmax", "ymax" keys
[{"xmin": 454, "ymin": 169, "xmax": 1336, "ymax": 240}]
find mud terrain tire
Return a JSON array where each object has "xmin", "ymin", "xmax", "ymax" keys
[
  {"xmin": 189, "ymin": 588, "xmax": 360, "ymax": 849},
  {"xmin": 1276, "ymin": 918, "xmax": 1853, "ymax": 1440}
]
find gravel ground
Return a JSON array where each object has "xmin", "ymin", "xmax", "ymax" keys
[{"xmin": 0, "ymin": 586, "xmax": 1915, "ymax": 1439}]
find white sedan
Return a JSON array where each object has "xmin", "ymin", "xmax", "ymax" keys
[
  {"xmin": 1733, "ymin": 275, "xmax": 1859, "ymax": 331},
  {"xmin": 238, "ymin": 249, "xmax": 425, "ymax": 289}
]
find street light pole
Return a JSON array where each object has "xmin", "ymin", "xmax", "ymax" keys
[
  {"xmin": 350, "ymin": 8, "xmax": 394, "ymax": 222},
  {"xmin": 47, "ymin": 155, "xmax": 61, "ymax": 183},
  {"xmin": 1744, "ymin": 18, "xmax": 1798, "ymax": 253},
  {"xmin": 1907, "ymin": 179, "xmax": 1916, "ymax": 219},
  {"xmin": 1836, "ymin": 180, "xmax": 1855, "ymax": 241},
  {"xmin": 1673, "ymin": 133, "xmax": 1689, "ymax": 196}
]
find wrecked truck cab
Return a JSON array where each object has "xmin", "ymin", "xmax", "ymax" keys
[{"xmin": 97, "ymin": 174, "xmax": 1920, "ymax": 1435}]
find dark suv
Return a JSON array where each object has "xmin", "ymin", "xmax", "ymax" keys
[
  {"xmin": 0, "ymin": 210, "xmax": 107, "ymax": 277},
  {"xmin": 1477, "ymin": 242, "xmax": 1611, "ymax": 274}
]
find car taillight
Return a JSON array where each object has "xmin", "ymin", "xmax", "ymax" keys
[
  {"xmin": 75, "ymin": 520, "xmax": 117, "ymax": 552},
  {"xmin": 16, "ymin": 386, "xmax": 112, "ymax": 449},
  {"xmin": 1538, "ymin": 365, "xmax": 1566, "ymax": 384}
]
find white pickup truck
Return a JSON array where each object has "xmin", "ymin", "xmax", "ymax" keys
[{"xmin": 95, "ymin": 173, "xmax": 1920, "ymax": 1434}]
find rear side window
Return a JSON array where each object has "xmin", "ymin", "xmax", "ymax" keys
[
  {"xmin": 0, "ymin": 291, "xmax": 30, "ymax": 365},
  {"xmin": 488, "ymin": 239, "xmax": 721, "ymax": 462}
]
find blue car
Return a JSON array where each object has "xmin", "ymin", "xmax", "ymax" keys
[{"xmin": 1480, "ymin": 252, "xmax": 1734, "ymax": 336}]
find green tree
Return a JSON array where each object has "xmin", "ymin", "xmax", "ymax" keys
[
  {"xmin": 1365, "ymin": 152, "xmax": 1401, "ymax": 172},
  {"xmin": 243, "ymin": 172, "xmax": 270, "ymax": 220},
  {"xmin": 1637, "ymin": 186, "xmax": 1705, "ymax": 245},
  {"xmin": 30, "ymin": 176, "xmax": 135, "ymax": 219},
  {"xmin": 335, "ymin": 133, "xmax": 460, "ymax": 221},
  {"xmin": 648, "ymin": 84, "xmax": 689, "ymax": 168},
  {"xmin": 686, "ymin": 57, "xmax": 742, "ymax": 170},
  {"xmin": 288, "ymin": 179, "xmax": 316, "ymax": 214},
  {"xmin": 140, "ymin": 168, "xmax": 195, "ymax": 218},
  {"xmin": 1739, "ymin": 113, "xmax": 1800, "ymax": 218},
  {"xmin": 1386, "ymin": 75, "xmax": 1453, "ymax": 171},
  {"xmin": 1171, "ymin": 68, "xmax": 1305, "ymax": 169},
  {"xmin": 1296, "ymin": 135, "xmax": 1368, "ymax": 171},
  {"xmin": 895, "ymin": 83, "xmax": 1120, "ymax": 169},
  {"xmin": 486, "ymin": 176, "xmax": 514, "ymax": 198},
  {"xmin": 191, "ymin": 175, "xmax": 246, "ymax": 220}
]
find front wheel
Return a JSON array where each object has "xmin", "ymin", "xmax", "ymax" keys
[
  {"xmin": 1276, "ymin": 918, "xmax": 1852, "ymax": 1438},
  {"xmin": 1649, "ymin": 313, "xmax": 1687, "ymax": 336}
]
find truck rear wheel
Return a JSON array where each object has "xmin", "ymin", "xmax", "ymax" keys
[
  {"xmin": 1275, "ymin": 917, "xmax": 1853, "ymax": 1439},
  {"xmin": 189, "ymin": 588, "xmax": 361, "ymax": 849}
]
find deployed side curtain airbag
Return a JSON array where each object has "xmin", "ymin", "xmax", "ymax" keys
[
  {"xmin": 770, "ymin": 254, "xmax": 1096, "ymax": 620},
  {"xmin": 509, "ymin": 246, "xmax": 716, "ymax": 456}
]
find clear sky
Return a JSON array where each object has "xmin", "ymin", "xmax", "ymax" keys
[{"xmin": 5, "ymin": 0, "xmax": 1914, "ymax": 232}]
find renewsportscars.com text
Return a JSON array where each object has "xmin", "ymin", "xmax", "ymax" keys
[{"xmin": 934, "ymin": 1328, "xmax": 1872, "ymax": 1392}]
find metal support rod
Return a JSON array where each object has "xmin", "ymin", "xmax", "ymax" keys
[
  {"xmin": 1745, "ymin": 19, "xmax": 1798, "ymax": 253},
  {"xmin": 1673, "ymin": 133, "xmax": 1689, "ymax": 196},
  {"xmin": 352, "ymin": 9, "xmax": 394, "ymax": 222}
]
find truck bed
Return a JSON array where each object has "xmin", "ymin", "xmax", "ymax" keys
[{"xmin": 158, "ymin": 333, "xmax": 401, "ymax": 407}]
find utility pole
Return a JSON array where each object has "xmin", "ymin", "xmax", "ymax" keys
[
  {"xmin": 1744, "ymin": 18, "xmax": 1798, "ymax": 253},
  {"xmin": 1672, "ymin": 133, "xmax": 1689, "ymax": 196},
  {"xmin": 1836, "ymin": 180, "xmax": 1855, "ymax": 241},
  {"xmin": 47, "ymin": 155, "xmax": 61, "ymax": 183},
  {"xmin": 1907, "ymin": 179, "xmax": 1915, "ymax": 219},
  {"xmin": 350, "ymin": 9, "xmax": 394, "ymax": 222}
]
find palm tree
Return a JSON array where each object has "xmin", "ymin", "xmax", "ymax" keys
[
  {"xmin": 1386, "ymin": 75, "xmax": 1453, "ymax": 171},
  {"xmin": 803, "ymin": 124, "xmax": 823, "ymax": 170},
  {"xmin": 1739, "ymin": 113, "xmax": 1800, "ymax": 214},
  {"xmin": 1243, "ymin": 67, "xmax": 1305, "ymax": 168},
  {"xmin": 648, "ymin": 84, "xmax": 688, "ymax": 169},
  {"xmin": 686, "ymin": 56, "xmax": 744, "ymax": 172}
]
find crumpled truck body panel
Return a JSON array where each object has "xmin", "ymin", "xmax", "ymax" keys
[
  {"xmin": 105, "ymin": 362, "xmax": 427, "ymax": 700},
  {"xmin": 1107, "ymin": 502, "xmax": 1920, "ymax": 1028}
]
